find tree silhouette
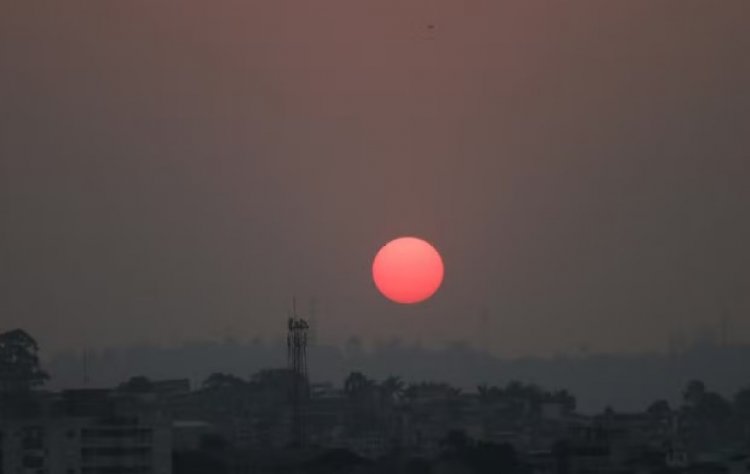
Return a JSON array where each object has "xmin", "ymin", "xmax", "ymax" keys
[
  {"xmin": 682, "ymin": 379, "xmax": 707, "ymax": 408},
  {"xmin": 476, "ymin": 381, "xmax": 576, "ymax": 418},
  {"xmin": 380, "ymin": 375, "xmax": 405, "ymax": 404},
  {"xmin": 404, "ymin": 382, "xmax": 460, "ymax": 402},
  {"xmin": 118, "ymin": 375, "xmax": 154, "ymax": 393},
  {"xmin": 343, "ymin": 371, "xmax": 375, "ymax": 401},
  {"xmin": 0, "ymin": 329, "xmax": 48, "ymax": 393},
  {"xmin": 681, "ymin": 380, "xmax": 731, "ymax": 421},
  {"xmin": 679, "ymin": 379, "xmax": 733, "ymax": 450},
  {"xmin": 733, "ymin": 387, "xmax": 750, "ymax": 419},
  {"xmin": 734, "ymin": 387, "xmax": 750, "ymax": 442},
  {"xmin": 646, "ymin": 399, "xmax": 671, "ymax": 418},
  {"xmin": 202, "ymin": 372, "xmax": 247, "ymax": 391},
  {"xmin": 477, "ymin": 384, "xmax": 503, "ymax": 403}
]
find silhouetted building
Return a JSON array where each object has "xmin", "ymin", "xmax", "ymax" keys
[{"xmin": 0, "ymin": 389, "xmax": 171, "ymax": 474}]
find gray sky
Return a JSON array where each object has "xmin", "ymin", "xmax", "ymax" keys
[{"xmin": 2, "ymin": 1, "xmax": 749, "ymax": 356}]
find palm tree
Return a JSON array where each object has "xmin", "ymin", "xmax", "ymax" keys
[
  {"xmin": 380, "ymin": 375, "xmax": 405, "ymax": 404},
  {"xmin": 343, "ymin": 371, "xmax": 374, "ymax": 401}
]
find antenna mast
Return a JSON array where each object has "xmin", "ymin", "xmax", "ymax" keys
[{"xmin": 287, "ymin": 297, "xmax": 309, "ymax": 447}]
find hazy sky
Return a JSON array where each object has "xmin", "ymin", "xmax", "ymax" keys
[{"xmin": 2, "ymin": 1, "xmax": 749, "ymax": 357}]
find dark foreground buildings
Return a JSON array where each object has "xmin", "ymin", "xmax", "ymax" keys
[
  {"xmin": 1, "ymin": 326, "xmax": 748, "ymax": 473},
  {"xmin": 0, "ymin": 388, "xmax": 172, "ymax": 474},
  {"xmin": 2, "ymin": 374, "xmax": 750, "ymax": 474}
]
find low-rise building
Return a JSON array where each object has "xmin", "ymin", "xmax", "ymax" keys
[{"xmin": 0, "ymin": 390, "xmax": 171, "ymax": 474}]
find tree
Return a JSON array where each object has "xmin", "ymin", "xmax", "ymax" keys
[
  {"xmin": 118, "ymin": 375, "xmax": 154, "ymax": 393},
  {"xmin": 734, "ymin": 387, "xmax": 750, "ymax": 419},
  {"xmin": 694, "ymin": 392, "xmax": 732, "ymax": 422},
  {"xmin": 0, "ymin": 329, "xmax": 49, "ymax": 393},
  {"xmin": 202, "ymin": 372, "xmax": 247, "ymax": 391},
  {"xmin": 647, "ymin": 399, "xmax": 671, "ymax": 418},
  {"xmin": 681, "ymin": 380, "xmax": 731, "ymax": 421},
  {"xmin": 734, "ymin": 387, "xmax": 750, "ymax": 442},
  {"xmin": 682, "ymin": 380, "xmax": 707, "ymax": 408},
  {"xmin": 477, "ymin": 384, "xmax": 505, "ymax": 404},
  {"xmin": 404, "ymin": 382, "xmax": 460, "ymax": 402},
  {"xmin": 679, "ymin": 380, "xmax": 733, "ymax": 451},
  {"xmin": 343, "ymin": 371, "xmax": 375, "ymax": 401},
  {"xmin": 380, "ymin": 375, "xmax": 404, "ymax": 403}
]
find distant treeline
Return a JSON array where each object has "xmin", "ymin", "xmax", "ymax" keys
[{"xmin": 44, "ymin": 337, "xmax": 750, "ymax": 413}]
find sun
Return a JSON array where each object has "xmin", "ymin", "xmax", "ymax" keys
[{"xmin": 372, "ymin": 236, "xmax": 444, "ymax": 304}]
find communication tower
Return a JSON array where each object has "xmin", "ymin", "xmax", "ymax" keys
[{"xmin": 287, "ymin": 298, "xmax": 309, "ymax": 447}]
